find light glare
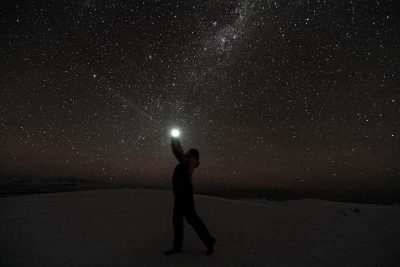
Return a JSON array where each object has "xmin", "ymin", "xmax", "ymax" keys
[{"xmin": 171, "ymin": 129, "xmax": 180, "ymax": 138}]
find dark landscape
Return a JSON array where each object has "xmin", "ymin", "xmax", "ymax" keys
[{"xmin": 2, "ymin": 175, "xmax": 399, "ymax": 205}]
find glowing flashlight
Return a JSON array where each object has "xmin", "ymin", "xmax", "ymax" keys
[{"xmin": 170, "ymin": 128, "xmax": 181, "ymax": 138}]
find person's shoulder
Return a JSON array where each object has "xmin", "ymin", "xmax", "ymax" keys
[{"xmin": 181, "ymin": 155, "xmax": 190, "ymax": 165}]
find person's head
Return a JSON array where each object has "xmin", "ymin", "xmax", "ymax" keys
[{"xmin": 186, "ymin": 148, "xmax": 200, "ymax": 168}]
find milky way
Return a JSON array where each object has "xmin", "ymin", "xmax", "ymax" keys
[{"xmin": 0, "ymin": 0, "xmax": 399, "ymax": 191}]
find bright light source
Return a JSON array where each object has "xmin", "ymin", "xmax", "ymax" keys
[{"xmin": 170, "ymin": 128, "xmax": 180, "ymax": 138}]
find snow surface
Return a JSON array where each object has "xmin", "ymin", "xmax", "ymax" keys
[{"xmin": 0, "ymin": 189, "xmax": 399, "ymax": 266}]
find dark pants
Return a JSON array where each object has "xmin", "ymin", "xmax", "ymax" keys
[{"xmin": 173, "ymin": 195, "xmax": 214, "ymax": 249}]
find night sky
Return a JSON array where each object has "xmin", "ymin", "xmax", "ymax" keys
[{"xmin": 1, "ymin": 0, "xmax": 399, "ymax": 191}]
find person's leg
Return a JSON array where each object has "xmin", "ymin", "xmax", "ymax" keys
[
  {"xmin": 184, "ymin": 198, "xmax": 215, "ymax": 250},
  {"xmin": 172, "ymin": 197, "xmax": 184, "ymax": 250},
  {"xmin": 166, "ymin": 197, "xmax": 184, "ymax": 255}
]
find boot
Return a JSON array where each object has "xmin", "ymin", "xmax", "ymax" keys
[{"xmin": 206, "ymin": 237, "xmax": 216, "ymax": 255}]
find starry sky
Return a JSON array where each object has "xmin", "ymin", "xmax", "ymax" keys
[{"xmin": 1, "ymin": 0, "xmax": 399, "ymax": 191}]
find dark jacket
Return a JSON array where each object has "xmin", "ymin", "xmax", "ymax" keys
[{"xmin": 171, "ymin": 139, "xmax": 199, "ymax": 197}]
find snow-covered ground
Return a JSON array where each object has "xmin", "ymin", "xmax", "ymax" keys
[{"xmin": 0, "ymin": 189, "xmax": 399, "ymax": 266}]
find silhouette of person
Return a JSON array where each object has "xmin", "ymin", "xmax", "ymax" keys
[{"xmin": 164, "ymin": 136, "xmax": 216, "ymax": 255}]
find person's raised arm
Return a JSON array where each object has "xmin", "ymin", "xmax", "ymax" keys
[{"xmin": 171, "ymin": 138, "xmax": 185, "ymax": 163}]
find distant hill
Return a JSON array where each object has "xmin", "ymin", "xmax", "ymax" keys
[{"xmin": 0, "ymin": 175, "xmax": 133, "ymax": 197}]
